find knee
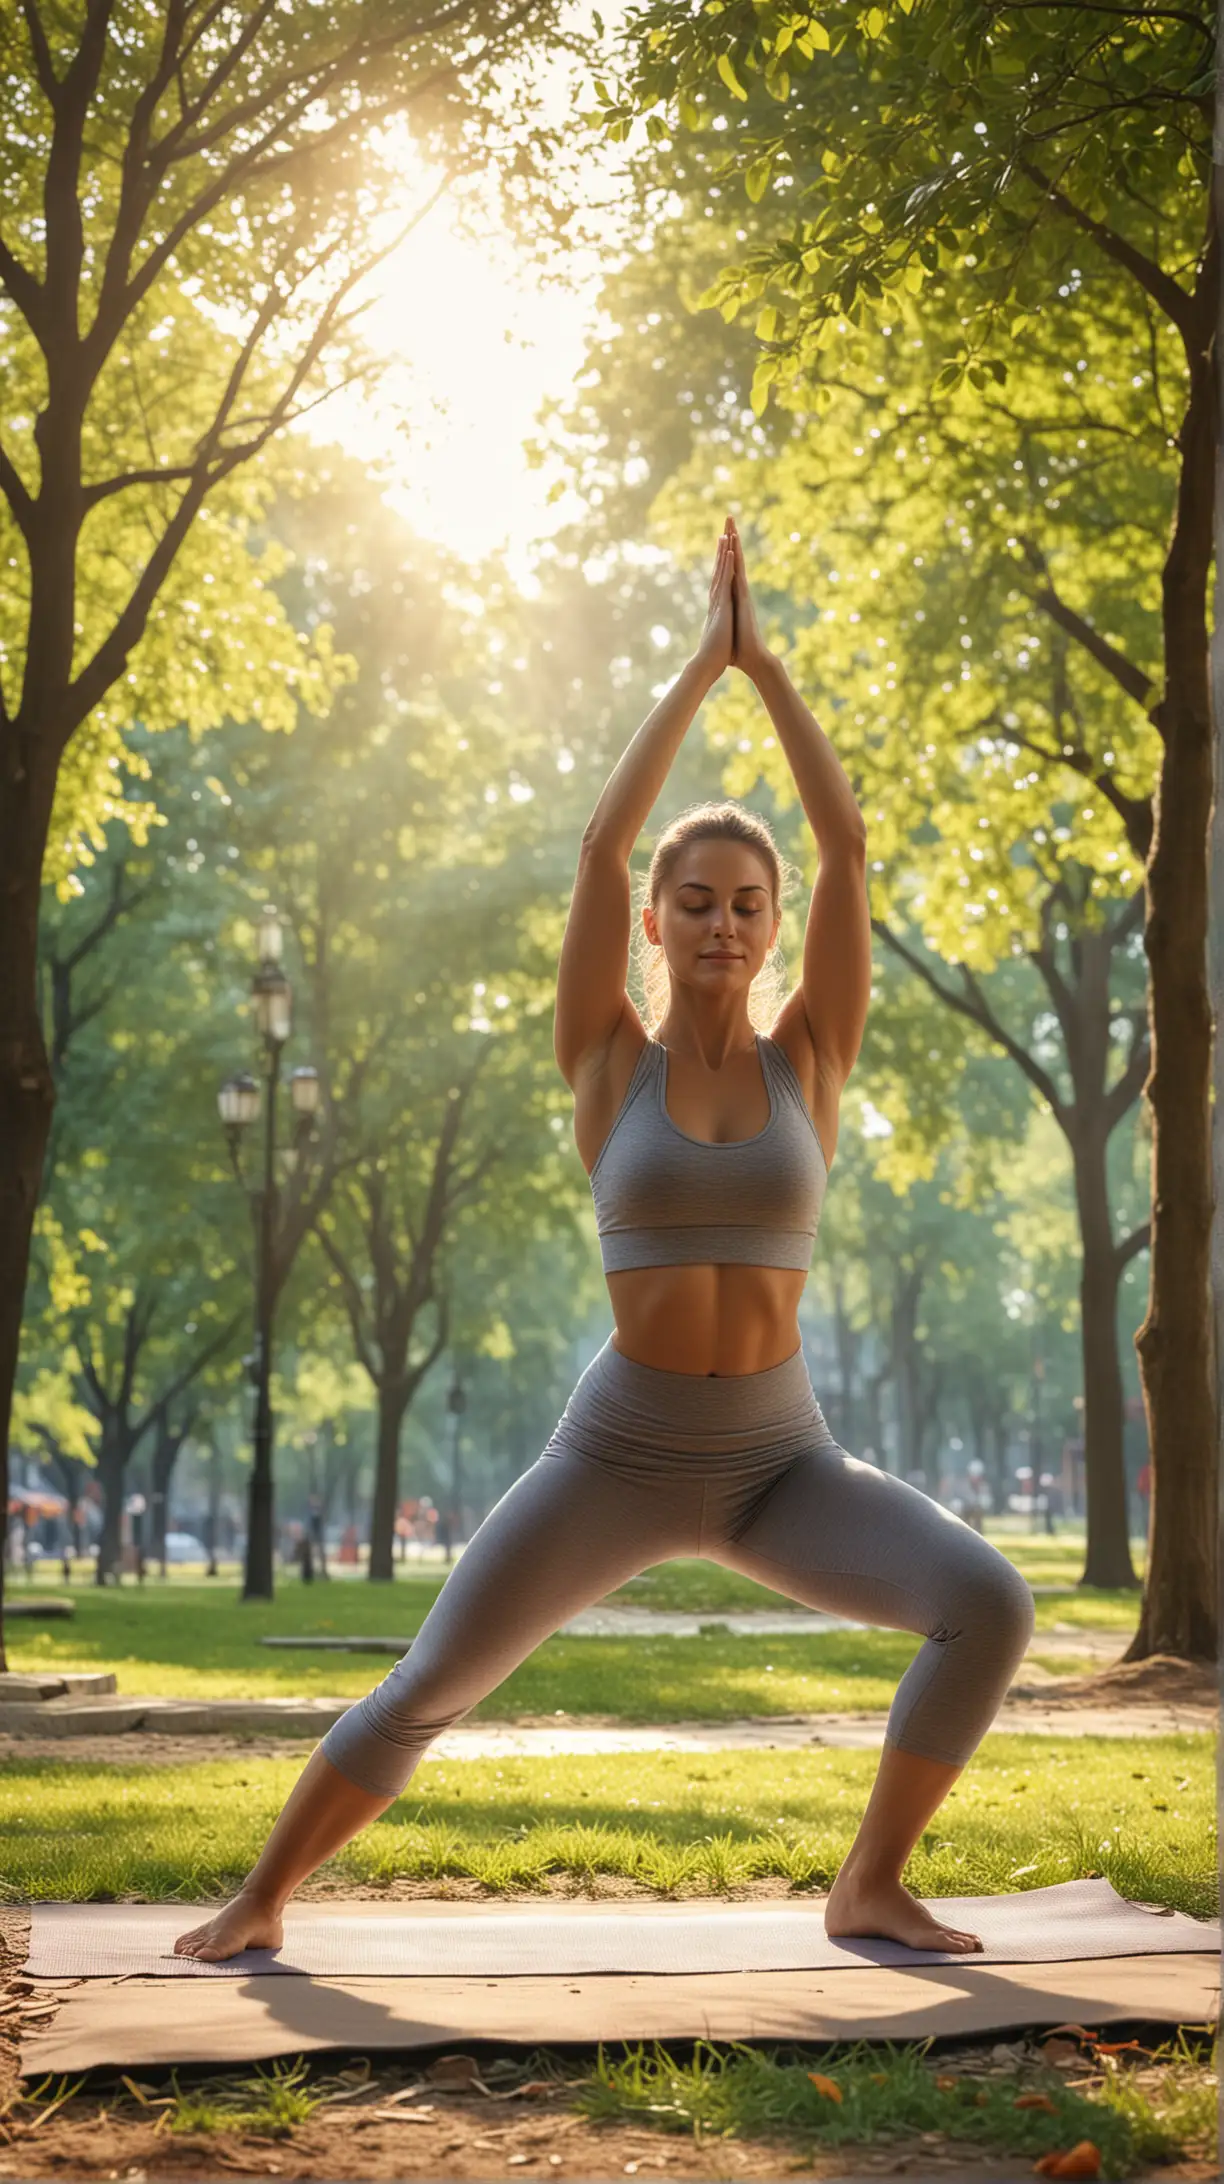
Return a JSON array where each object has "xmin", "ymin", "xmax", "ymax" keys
[{"xmin": 958, "ymin": 1549, "xmax": 1035, "ymax": 1660}]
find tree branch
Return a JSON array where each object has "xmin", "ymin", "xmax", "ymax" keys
[
  {"xmin": 1018, "ymin": 155, "xmax": 1196, "ymax": 343},
  {"xmin": 1115, "ymin": 1219, "xmax": 1152, "ymax": 1272},
  {"xmin": 873, "ymin": 917, "xmax": 1068, "ymax": 1122}
]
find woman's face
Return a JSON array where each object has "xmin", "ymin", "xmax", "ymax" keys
[{"xmin": 644, "ymin": 839, "xmax": 780, "ymax": 992}]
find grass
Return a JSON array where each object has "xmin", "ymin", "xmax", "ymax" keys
[
  {"xmin": 1, "ymin": 1734, "xmax": 1213, "ymax": 1917},
  {"xmin": 6, "ymin": 1551, "xmax": 1135, "ymax": 1711},
  {"xmin": 573, "ymin": 2028, "xmax": 1217, "ymax": 2179}
]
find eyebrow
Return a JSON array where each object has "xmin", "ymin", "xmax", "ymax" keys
[{"xmin": 676, "ymin": 881, "xmax": 769, "ymax": 895}]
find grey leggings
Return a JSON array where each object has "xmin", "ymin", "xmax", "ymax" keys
[{"xmin": 319, "ymin": 1337, "xmax": 1036, "ymax": 1800}]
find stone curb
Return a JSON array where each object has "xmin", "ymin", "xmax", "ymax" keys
[
  {"xmin": 0, "ymin": 1671, "xmax": 116, "ymax": 1701},
  {"xmin": 0, "ymin": 1696, "xmax": 353, "ymax": 1737}
]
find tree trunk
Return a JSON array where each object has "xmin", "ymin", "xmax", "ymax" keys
[
  {"xmin": 1071, "ymin": 1119, "xmax": 1139, "ymax": 1588},
  {"xmin": 151, "ymin": 1412, "xmax": 183, "ymax": 1579},
  {"xmin": 890, "ymin": 1264, "xmax": 924, "ymax": 1477},
  {"xmin": 829, "ymin": 1274, "xmax": 862, "ymax": 1451},
  {"xmin": 988, "ymin": 1413, "xmax": 1010, "ymax": 1517},
  {"xmin": 0, "ymin": 735, "xmax": 61, "ymax": 1671},
  {"xmin": 863, "ymin": 1356, "xmax": 890, "ymax": 1469},
  {"xmin": 368, "ymin": 1377, "xmax": 409, "ymax": 1583},
  {"xmin": 95, "ymin": 1430, "xmax": 128, "ymax": 1585},
  {"xmin": 1127, "ymin": 273, "xmax": 1219, "ymax": 1663},
  {"xmin": 205, "ymin": 1440, "xmax": 223, "ymax": 1576}
]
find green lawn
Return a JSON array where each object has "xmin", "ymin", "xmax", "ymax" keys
[
  {"xmin": 0, "ymin": 1734, "xmax": 1212, "ymax": 1919},
  {"xmin": 7, "ymin": 1547, "xmax": 1138, "ymax": 1711}
]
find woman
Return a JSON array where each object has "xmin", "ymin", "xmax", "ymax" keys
[{"xmin": 175, "ymin": 516, "xmax": 1034, "ymax": 1965}]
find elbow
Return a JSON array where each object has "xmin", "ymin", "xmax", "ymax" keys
[
  {"xmin": 823, "ymin": 817, "xmax": 868, "ymax": 855},
  {"xmin": 580, "ymin": 821, "xmax": 631, "ymax": 864}
]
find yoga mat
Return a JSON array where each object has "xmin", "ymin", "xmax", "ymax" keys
[
  {"xmin": 22, "ymin": 1880, "xmax": 1215, "ymax": 1979},
  {"xmin": 19, "ymin": 1957, "xmax": 1220, "ymax": 2073}
]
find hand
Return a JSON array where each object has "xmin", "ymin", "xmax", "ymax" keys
[
  {"xmin": 727, "ymin": 517, "xmax": 773, "ymax": 679},
  {"xmin": 694, "ymin": 518, "xmax": 735, "ymax": 680}
]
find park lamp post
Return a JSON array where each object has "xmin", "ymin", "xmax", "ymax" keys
[{"xmin": 218, "ymin": 906, "xmax": 321, "ymax": 1602}]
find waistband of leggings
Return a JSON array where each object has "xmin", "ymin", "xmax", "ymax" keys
[{"xmin": 579, "ymin": 1334, "xmax": 821, "ymax": 1440}]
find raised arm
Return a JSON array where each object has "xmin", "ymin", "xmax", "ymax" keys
[
  {"xmin": 726, "ymin": 519, "xmax": 871, "ymax": 1086},
  {"xmin": 553, "ymin": 527, "xmax": 734, "ymax": 1086}
]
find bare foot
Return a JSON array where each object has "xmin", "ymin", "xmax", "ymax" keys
[
  {"xmin": 824, "ymin": 1867, "xmax": 983, "ymax": 1954},
  {"xmin": 173, "ymin": 1889, "xmax": 284, "ymax": 1963}
]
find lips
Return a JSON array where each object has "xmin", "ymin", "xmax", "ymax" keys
[{"xmin": 702, "ymin": 954, "xmax": 743, "ymax": 962}]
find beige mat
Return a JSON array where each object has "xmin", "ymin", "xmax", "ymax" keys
[
  {"xmin": 22, "ymin": 1880, "xmax": 1215, "ymax": 1978},
  {"xmin": 19, "ymin": 1954, "xmax": 1219, "ymax": 2072}
]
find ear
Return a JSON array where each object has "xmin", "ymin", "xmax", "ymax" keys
[{"xmin": 643, "ymin": 904, "xmax": 660, "ymax": 946}]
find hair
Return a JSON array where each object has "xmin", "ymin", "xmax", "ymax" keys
[{"xmin": 629, "ymin": 800, "xmax": 798, "ymax": 1034}]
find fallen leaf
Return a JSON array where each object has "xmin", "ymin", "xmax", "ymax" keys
[
  {"xmin": 1033, "ymin": 2142, "xmax": 1101, "ymax": 2179},
  {"xmin": 426, "ymin": 2052, "xmax": 485, "ymax": 2090},
  {"xmin": 1014, "ymin": 2092, "xmax": 1057, "ymax": 2113},
  {"xmin": 1040, "ymin": 2039, "xmax": 1082, "ymax": 2068},
  {"xmin": 935, "ymin": 2075, "xmax": 958, "ymax": 2092},
  {"xmin": 807, "ymin": 2074, "xmax": 843, "ymax": 2103}
]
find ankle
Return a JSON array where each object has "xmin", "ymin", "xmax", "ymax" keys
[
  {"xmin": 239, "ymin": 1877, "xmax": 286, "ymax": 1914},
  {"xmin": 832, "ymin": 1852, "xmax": 904, "ymax": 1892}
]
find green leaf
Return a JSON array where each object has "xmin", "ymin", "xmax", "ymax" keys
[
  {"xmin": 745, "ymin": 157, "xmax": 774, "ymax": 203},
  {"xmin": 865, "ymin": 7, "xmax": 885, "ymax": 37},
  {"xmin": 755, "ymin": 303, "xmax": 780, "ymax": 340},
  {"xmin": 751, "ymin": 356, "xmax": 780, "ymax": 416},
  {"xmin": 807, "ymin": 19, "xmax": 830, "ymax": 50},
  {"xmin": 717, "ymin": 51, "xmax": 748, "ymax": 100}
]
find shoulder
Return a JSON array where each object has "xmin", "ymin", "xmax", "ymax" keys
[{"xmin": 764, "ymin": 990, "xmax": 843, "ymax": 1170}]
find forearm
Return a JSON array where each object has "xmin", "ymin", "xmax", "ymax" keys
[
  {"xmin": 241, "ymin": 1743, "xmax": 396, "ymax": 1911},
  {"xmin": 583, "ymin": 654, "xmax": 720, "ymax": 862},
  {"xmin": 751, "ymin": 653, "xmax": 867, "ymax": 846}
]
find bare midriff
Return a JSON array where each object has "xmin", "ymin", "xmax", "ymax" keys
[{"xmin": 606, "ymin": 1262, "xmax": 808, "ymax": 1377}]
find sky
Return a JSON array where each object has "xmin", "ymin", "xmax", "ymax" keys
[{"xmin": 302, "ymin": 9, "xmax": 634, "ymax": 580}]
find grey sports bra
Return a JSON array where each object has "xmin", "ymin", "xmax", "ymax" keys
[{"xmin": 588, "ymin": 1033, "xmax": 829, "ymax": 1274}]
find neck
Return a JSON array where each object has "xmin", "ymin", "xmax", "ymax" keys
[{"xmin": 654, "ymin": 1008, "xmax": 758, "ymax": 1070}]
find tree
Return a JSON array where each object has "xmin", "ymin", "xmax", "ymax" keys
[
  {"xmin": 603, "ymin": 0, "xmax": 1216, "ymax": 1658},
  {"xmin": 0, "ymin": 0, "xmax": 583, "ymax": 1664}
]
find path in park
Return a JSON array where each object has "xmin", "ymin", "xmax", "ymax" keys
[{"xmin": 0, "ymin": 1697, "xmax": 1210, "ymax": 1765}]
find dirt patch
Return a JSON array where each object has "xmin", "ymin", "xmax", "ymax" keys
[{"xmin": 1008, "ymin": 1654, "xmax": 1217, "ymax": 1713}]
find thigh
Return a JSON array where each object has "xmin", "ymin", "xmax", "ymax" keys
[
  {"xmin": 383, "ymin": 1444, "xmax": 697, "ymax": 1721},
  {"xmin": 713, "ymin": 1433, "xmax": 1014, "ymax": 1639}
]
